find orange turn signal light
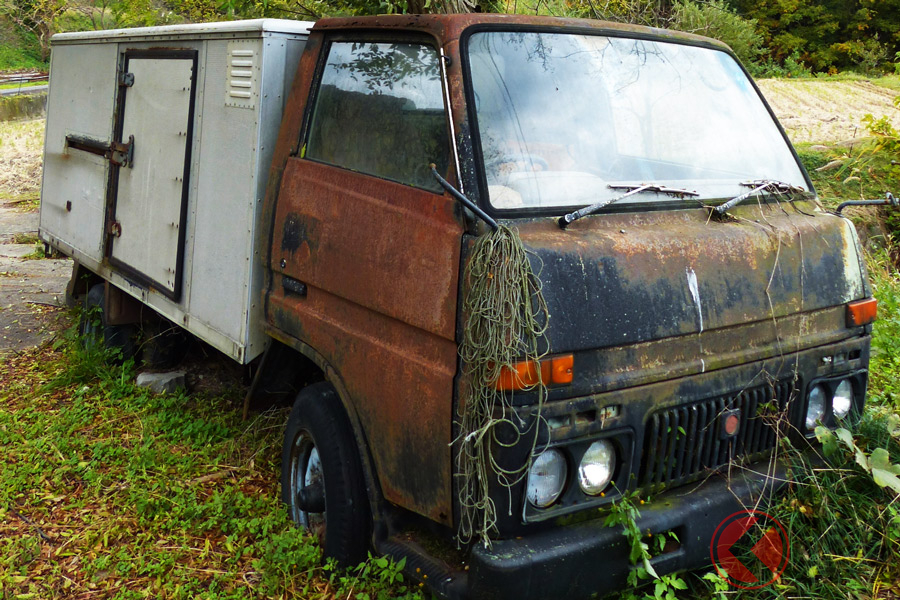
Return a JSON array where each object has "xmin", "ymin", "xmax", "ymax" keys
[
  {"xmin": 496, "ymin": 355, "xmax": 574, "ymax": 391},
  {"xmin": 847, "ymin": 298, "xmax": 877, "ymax": 327},
  {"xmin": 550, "ymin": 354, "xmax": 574, "ymax": 384}
]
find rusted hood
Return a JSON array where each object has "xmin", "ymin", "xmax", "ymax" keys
[{"xmin": 515, "ymin": 202, "xmax": 866, "ymax": 353}]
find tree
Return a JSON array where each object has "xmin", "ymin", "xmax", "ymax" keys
[
  {"xmin": 0, "ymin": 0, "xmax": 67, "ymax": 60},
  {"xmin": 670, "ymin": 0, "xmax": 763, "ymax": 66},
  {"xmin": 728, "ymin": 0, "xmax": 900, "ymax": 72}
]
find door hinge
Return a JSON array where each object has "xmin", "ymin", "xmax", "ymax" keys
[
  {"xmin": 109, "ymin": 135, "xmax": 135, "ymax": 168},
  {"xmin": 118, "ymin": 71, "xmax": 134, "ymax": 87},
  {"xmin": 108, "ymin": 220, "xmax": 122, "ymax": 238}
]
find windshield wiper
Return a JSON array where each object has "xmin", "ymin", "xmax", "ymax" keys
[
  {"xmin": 713, "ymin": 179, "xmax": 806, "ymax": 215},
  {"xmin": 558, "ymin": 184, "xmax": 699, "ymax": 229}
]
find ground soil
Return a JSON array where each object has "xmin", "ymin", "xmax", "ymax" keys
[
  {"xmin": 0, "ymin": 198, "xmax": 70, "ymax": 359},
  {"xmin": 0, "ymin": 116, "xmax": 69, "ymax": 359},
  {"xmin": 757, "ymin": 78, "xmax": 900, "ymax": 144}
]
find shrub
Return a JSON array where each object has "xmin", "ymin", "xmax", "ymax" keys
[{"xmin": 669, "ymin": 0, "xmax": 763, "ymax": 67}]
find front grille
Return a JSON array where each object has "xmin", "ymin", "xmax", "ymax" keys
[{"xmin": 639, "ymin": 379, "xmax": 798, "ymax": 491}]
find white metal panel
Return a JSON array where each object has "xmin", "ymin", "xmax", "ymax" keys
[
  {"xmin": 42, "ymin": 25, "xmax": 308, "ymax": 364},
  {"xmin": 39, "ymin": 43, "xmax": 118, "ymax": 263},
  {"xmin": 51, "ymin": 19, "xmax": 313, "ymax": 45},
  {"xmin": 188, "ymin": 39, "xmax": 260, "ymax": 354},
  {"xmin": 111, "ymin": 56, "xmax": 194, "ymax": 295},
  {"xmin": 245, "ymin": 36, "xmax": 305, "ymax": 359}
]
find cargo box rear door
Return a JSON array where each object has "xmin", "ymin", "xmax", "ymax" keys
[{"xmin": 108, "ymin": 49, "xmax": 198, "ymax": 300}]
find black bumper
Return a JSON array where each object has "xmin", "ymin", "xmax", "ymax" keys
[{"xmin": 467, "ymin": 463, "xmax": 788, "ymax": 600}]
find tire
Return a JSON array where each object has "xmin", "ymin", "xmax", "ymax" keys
[
  {"xmin": 281, "ymin": 382, "xmax": 371, "ymax": 567},
  {"xmin": 140, "ymin": 319, "xmax": 189, "ymax": 370},
  {"xmin": 79, "ymin": 283, "xmax": 137, "ymax": 360}
]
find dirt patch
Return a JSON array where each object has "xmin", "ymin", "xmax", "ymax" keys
[
  {"xmin": 758, "ymin": 79, "xmax": 900, "ymax": 144},
  {"xmin": 0, "ymin": 211, "xmax": 70, "ymax": 359},
  {"xmin": 0, "ymin": 118, "xmax": 70, "ymax": 359}
]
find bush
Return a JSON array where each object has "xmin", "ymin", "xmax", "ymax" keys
[
  {"xmin": 751, "ymin": 49, "xmax": 814, "ymax": 78},
  {"xmin": 669, "ymin": 0, "xmax": 763, "ymax": 67}
]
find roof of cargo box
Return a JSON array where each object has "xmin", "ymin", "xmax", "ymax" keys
[
  {"xmin": 50, "ymin": 18, "xmax": 313, "ymax": 45},
  {"xmin": 311, "ymin": 13, "xmax": 728, "ymax": 50}
]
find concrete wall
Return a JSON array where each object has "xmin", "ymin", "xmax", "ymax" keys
[{"xmin": 0, "ymin": 93, "xmax": 47, "ymax": 121}]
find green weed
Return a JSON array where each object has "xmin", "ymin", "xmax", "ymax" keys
[
  {"xmin": 603, "ymin": 491, "xmax": 688, "ymax": 599},
  {"xmin": 0, "ymin": 319, "xmax": 418, "ymax": 599},
  {"xmin": 10, "ymin": 232, "xmax": 39, "ymax": 244}
]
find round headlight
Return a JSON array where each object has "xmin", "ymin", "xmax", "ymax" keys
[
  {"xmin": 833, "ymin": 379, "xmax": 854, "ymax": 420},
  {"xmin": 526, "ymin": 449, "xmax": 566, "ymax": 508},
  {"xmin": 806, "ymin": 384, "xmax": 827, "ymax": 430},
  {"xmin": 578, "ymin": 439, "xmax": 616, "ymax": 495}
]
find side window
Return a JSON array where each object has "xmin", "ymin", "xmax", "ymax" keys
[{"xmin": 305, "ymin": 41, "xmax": 450, "ymax": 193}]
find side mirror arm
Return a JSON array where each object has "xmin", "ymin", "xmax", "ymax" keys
[
  {"xmin": 430, "ymin": 164, "xmax": 499, "ymax": 232},
  {"xmin": 836, "ymin": 192, "xmax": 899, "ymax": 214}
]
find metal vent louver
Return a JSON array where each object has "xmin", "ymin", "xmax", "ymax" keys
[{"xmin": 226, "ymin": 41, "xmax": 257, "ymax": 109}]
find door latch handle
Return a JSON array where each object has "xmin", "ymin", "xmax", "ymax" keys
[
  {"xmin": 65, "ymin": 134, "xmax": 135, "ymax": 168},
  {"xmin": 109, "ymin": 135, "xmax": 135, "ymax": 168}
]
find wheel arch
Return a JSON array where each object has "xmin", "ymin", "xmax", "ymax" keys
[{"xmin": 264, "ymin": 329, "xmax": 389, "ymax": 539}]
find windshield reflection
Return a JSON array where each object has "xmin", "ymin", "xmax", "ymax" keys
[{"xmin": 467, "ymin": 31, "xmax": 807, "ymax": 211}]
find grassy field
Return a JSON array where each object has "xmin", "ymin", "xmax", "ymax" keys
[{"xmin": 0, "ymin": 332, "xmax": 421, "ymax": 600}]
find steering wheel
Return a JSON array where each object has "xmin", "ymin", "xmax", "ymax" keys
[{"xmin": 485, "ymin": 153, "xmax": 550, "ymax": 172}]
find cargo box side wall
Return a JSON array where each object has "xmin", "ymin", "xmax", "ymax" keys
[
  {"xmin": 184, "ymin": 35, "xmax": 306, "ymax": 363},
  {"xmin": 40, "ymin": 30, "xmax": 307, "ymax": 364}
]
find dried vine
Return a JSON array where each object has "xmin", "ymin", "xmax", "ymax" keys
[{"xmin": 455, "ymin": 224, "xmax": 549, "ymax": 548}]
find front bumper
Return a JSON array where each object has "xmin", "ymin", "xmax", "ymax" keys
[{"xmin": 467, "ymin": 460, "xmax": 788, "ymax": 600}]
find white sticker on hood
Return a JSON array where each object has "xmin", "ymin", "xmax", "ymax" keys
[{"xmin": 686, "ymin": 267, "xmax": 703, "ymax": 333}]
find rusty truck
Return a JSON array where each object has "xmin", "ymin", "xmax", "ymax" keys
[{"xmin": 40, "ymin": 14, "xmax": 878, "ymax": 599}]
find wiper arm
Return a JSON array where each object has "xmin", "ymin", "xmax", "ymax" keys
[
  {"xmin": 558, "ymin": 184, "xmax": 699, "ymax": 229},
  {"xmin": 714, "ymin": 179, "xmax": 806, "ymax": 215}
]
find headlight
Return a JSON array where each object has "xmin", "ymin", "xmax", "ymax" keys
[
  {"xmin": 806, "ymin": 384, "xmax": 827, "ymax": 430},
  {"xmin": 578, "ymin": 439, "xmax": 616, "ymax": 495},
  {"xmin": 526, "ymin": 449, "xmax": 566, "ymax": 508},
  {"xmin": 833, "ymin": 379, "xmax": 854, "ymax": 420}
]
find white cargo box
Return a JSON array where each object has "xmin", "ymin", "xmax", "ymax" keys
[{"xmin": 40, "ymin": 19, "xmax": 312, "ymax": 363}]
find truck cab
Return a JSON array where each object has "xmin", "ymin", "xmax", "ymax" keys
[{"xmin": 263, "ymin": 14, "xmax": 872, "ymax": 599}]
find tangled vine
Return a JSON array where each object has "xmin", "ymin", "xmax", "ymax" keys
[{"xmin": 455, "ymin": 224, "xmax": 549, "ymax": 548}]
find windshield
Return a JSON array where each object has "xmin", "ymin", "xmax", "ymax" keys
[{"xmin": 467, "ymin": 31, "xmax": 808, "ymax": 211}]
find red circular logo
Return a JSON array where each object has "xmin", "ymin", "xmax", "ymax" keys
[{"xmin": 710, "ymin": 509, "xmax": 789, "ymax": 589}]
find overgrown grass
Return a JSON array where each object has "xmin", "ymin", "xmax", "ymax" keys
[
  {"xmin": 865, "ymin": 250, "xmax": 900, "ymax": 409},
  {"xmin": 798, "ymin": 140, "xmax": 900, "ymax": 207},
  {"xmin": 0, "ymin": 324, "xmax": 422, "ymax": 599},
  {"xmin": 0, "ymin": 119, "xmax": 44, "ymax": 204},
  {"xmin": 729, "ymin": 411, "xmax": 900, "ymax": 600}
]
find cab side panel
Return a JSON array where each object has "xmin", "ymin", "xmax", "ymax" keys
[{"xmin": 268, "ymin": 158, "xmax": 462, "ymax": 525}]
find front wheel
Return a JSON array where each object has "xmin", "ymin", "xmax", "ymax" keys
[{"xmin": 281, "ymin": 382, "xmax": 371, "ymax": 566}]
